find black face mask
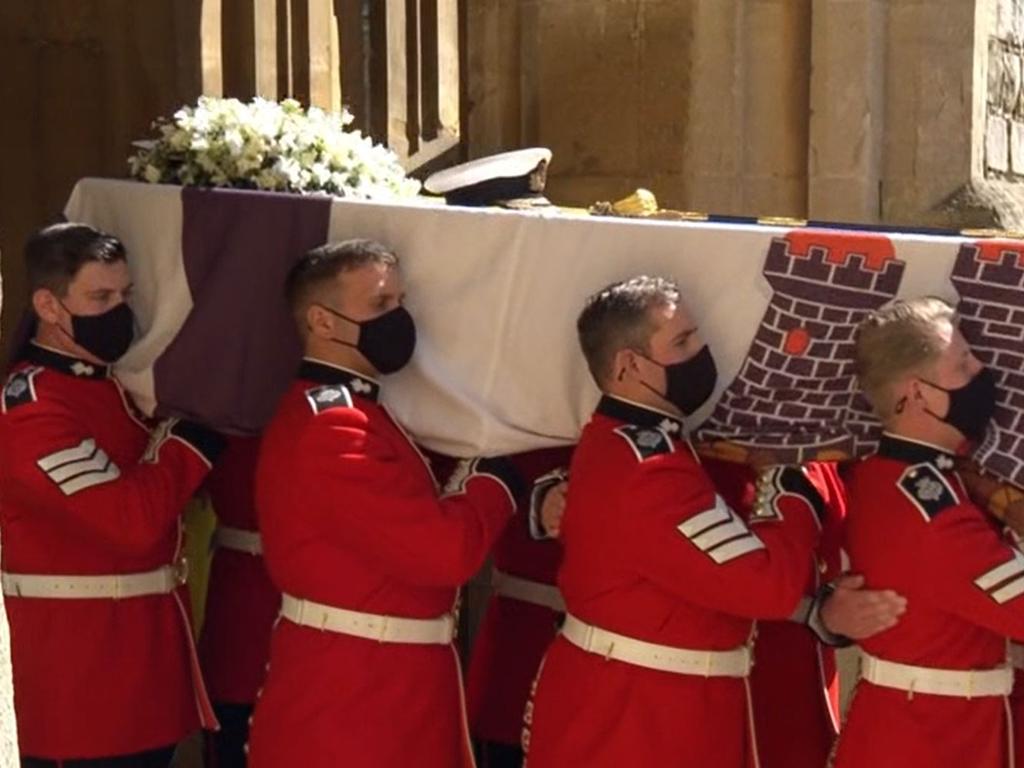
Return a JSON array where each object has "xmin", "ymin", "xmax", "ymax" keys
[
  {"xmin": 919, "ymin": 367, "xmax": 998, "ymax": 443},
  {"xmin": 636, "ymin": 344, "xmax": 718, "ymax": 416},
  {"xmin": 319, "ymin": 304, "xmax": 417, "ymax": 375},
  {"xmin": 59, "ymin": 301, "xmax": 135, "ymax": 363}
]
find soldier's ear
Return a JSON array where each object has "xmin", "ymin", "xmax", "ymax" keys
[
  {"xmin": 32, "ymin": 288, "xmax": 63, "ymax": 325},
  {"xmin": 611, "ymin": 348, "xmax": 636, "ymax": 382},
  {"xmin": 901, "ymin": 377, "xmax": 931, "ymax": 414},
  {"xmin": 305, "ymin": 303, "xmax": 336, "ymax": 340}
]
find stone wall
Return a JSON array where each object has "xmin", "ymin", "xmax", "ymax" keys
[
  {"xmin": 987, "ymin": 0, "xmax": 1024, "ymax": 179},
  {"xmin": 466, "ymin": 0, "xmax": 1018, "ymax": 229},
  {"xmin": 0, "ymin": 0, "xmax": 356, "ymax": 354},
  {"xmin": 0, "ymin": 1, "xmax": 212, "ymax": 355},
  {"xmin": 4, "ymin": 1, "xmax": 1022, "ymax": 341},
  {"xmin": 466, "ymin": 0, "xmax": 814, "ymax": 218}
]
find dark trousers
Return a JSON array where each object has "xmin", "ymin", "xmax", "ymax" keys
[
  {"xmin": 22, "ymin": 745, "xmax": 175, "ymax": 768},
  {"xmin": 205, "ymin": 702, "xmax": 252, "ymax": 768},
  {"xmin": 475, "ymin": 740, "xmax": 524, "ymax": 768}
]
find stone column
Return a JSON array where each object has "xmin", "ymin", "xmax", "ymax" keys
[
  {"xmin": 465, "ymin": 0, "xmax": 524, "ymax": 157},
  {"xmin": 669, "ymin": 0, "xmax": 813, "ymax": 217},
  {"xmin": 679, "ymin": 0, "xmax": 741, "ymax": 213},
  {"xmin": 880, "ymin": 0, "xmax": 979, "ymax": 226},
  {"xmin": 734, "ymin": 0, "xmax": 813, "ymax": 217},
  {"xmin": 807, "ymin": 0, "xmax": 887, "ymax": 224},
  {"xmin": 527, "ymin": 0, "xmax": 695, "ymax": 207},
  {"xmin": 469, "ymin": 0, "xmax": 814, "ymax": 216}
]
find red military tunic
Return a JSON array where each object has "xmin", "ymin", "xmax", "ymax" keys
[
  {"xmin": 0, "ymin": 343, "xmax": 219, "ymax": 759},
  {"xmin": 702, "ymin": 456, "xmax": 846, "ymax": 768},
  {"xmin": 247, "ymin": 359, "xmax": 517, "ymax": 768},
  {"xmin": 199, "ymin": 434, "xmax": 280, "ymax": 705},
  {"xmin": 523, "ymin": 396, "xmax": 821, "ymax": 768},
  {"xmin": 836, "ymin": 433, "xmax": 1024, "ymax": 768},
  {"xmin": 466, "ymin": 447, "xmax": 571, "ymax": 748},
  {"xmin": 1013, "ymin": 646, "xmax": 1024, "ymax": 766}
]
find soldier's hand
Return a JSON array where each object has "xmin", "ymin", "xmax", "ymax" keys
[
  {"xmin": 820, "ymin": 574, "xmax": 907, "ymax": 640},
  {"xmin": 540, "ymin": 481, "xmax": 568, "ymax": 538}
]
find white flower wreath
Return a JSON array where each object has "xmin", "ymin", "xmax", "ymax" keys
[{"xmin": 128, "ymin": 96, "xmax": 420, "ymax": 199}]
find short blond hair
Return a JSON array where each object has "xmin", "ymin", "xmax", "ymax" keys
[{"xmin": 854, "ymin": 297, "xmax": 957, "ymax": 419}]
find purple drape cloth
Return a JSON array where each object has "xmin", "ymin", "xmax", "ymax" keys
[{"xmin": 153, "ymin": 187, "xmax": 332, "ymax": 433}]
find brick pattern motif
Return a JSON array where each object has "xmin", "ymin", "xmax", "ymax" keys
[
  {"xmin": 953, "ymin": 241, "xmax": 1024, "ymax": 487},
  {"xmin": 698, "ymin": 230, "xmax": 905, "ymax": 463}
]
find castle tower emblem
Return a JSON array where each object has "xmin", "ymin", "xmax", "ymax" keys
[
  {"xmin": 697, "ymin": 229, "xmax": 906, "ymax": 464},
  {"xmin": 951, "ymin": 240, "xmax": 1024, "ymax": 487}
]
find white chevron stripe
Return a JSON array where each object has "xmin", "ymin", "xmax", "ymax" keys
[
  {"xmin": 37, "ymin": 439, "xmax": 97, "ymax": 471},
  {"xmin": 991, "ymin": 575, "xmax": 1024, "ymax": 605},
  {"xmin": 57, "ymin": 466, "xmax": 122, "ymax": 496},
  {"xmin": 975, "ymin": 550, "xmax": 1024, "ymax": 591},
  {"xmin": 45, "ymin": 451, "xmax": 113, "ymax": 483},
  {"xmin": 678, "ymin": 497, "xmax": 732, "ymax": 537},
  {"xmin": 677, "ymin": 496, "xmax": 764, "ymax": 565},
  {"xmin": 708, "ymin": 535, "xmax": 765, "ymax": 564},
  {"xmin": 691, "ymin": 517, "xmax": 751, "ymax": 551}
]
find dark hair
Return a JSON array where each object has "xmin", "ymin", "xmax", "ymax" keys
[
  {"xmin": 25, "ymin": 223, "xmax": 126, "ymax": 297},
  {"xmin": 285, "ymin": 238, "xmax": 399, "ymax": 317},
  {"xmin": 577, "ymin": 275, "xmax": 681, "ymax": 386}
]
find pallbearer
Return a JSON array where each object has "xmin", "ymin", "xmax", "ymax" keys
[
  {"xmin": 247, "ymin": 239, "xmax": 523, "ymax": 767},
  {"xmin": 0, "ymin": 224, "xmax": 222, "ymax": 767},
  {"xmin": 524, "ymin": 275, "xmax": 824, "ymax": 767},
  {"xmin": 835, "ymin": 297, "xmax": 1024, "ymax": 768}
]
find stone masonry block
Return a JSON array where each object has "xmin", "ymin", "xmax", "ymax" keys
[
  {"xmin": 988, "ymin": 116, "xmax": 1010, "ymax": 173},
  {"xmin": 990, "ymin": 39, "xmax": 1006, "ymax": 110},
  {"xmin": 1003, "ymin": 51, "xmax": 1023, "ymax": 115},
  {"xmin": 996, "ymin": 0, "xmax": 1021, "ymax": 40},
  {"xmin": 1012, "ymin": 121, "xmax": 1024, "ymax": 174}
]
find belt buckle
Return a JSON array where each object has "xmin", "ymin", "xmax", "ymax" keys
[
  {"xmin": 173, "ymin": 558, "xmax": 189, "ymax": 586},
  {"xmin": 583, "ymin": 625, "xmax": 613, "ymax": 659}
]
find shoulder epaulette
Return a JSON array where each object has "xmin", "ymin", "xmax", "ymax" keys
[
  {"xmin": 304, "ymin": 384, "xmax": 353, "ymax": 414},
  {"xmin": 897, "ymin": 462, "xmax": 960, "ymax": 521},
  {"xmin": 614, "ymin": 425, "xmax": 674, "ymax": 462},
  {"xmin": 753, "ymin": 465, "xmax": 825, "ymax": 525},
  {"xmin": 2, "ymin": 367, "xmax": 43, "ymax": 413}
]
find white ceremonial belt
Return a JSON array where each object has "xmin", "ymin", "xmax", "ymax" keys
[
  {"xmin": 860, "ymin": 651, "xmax": 1013, "ymax": 698},
  {"xmin": 1, "ymin": 560, "xmax": 188, "ymax": 600},
  {"xmin": 1009, "ymin": 643, "xmax": 1024, "ymax": 671},
  {"xmin": 560, "ymin": 613, "xmax": 752, "ymax": 678},
  {"xmin": 492, "ymin": 569, "xmax": 565, "ymax": 612},
  {"xmin": 212, "ymin": 525, "xmax": 263, "ymax": 556},
  {"xmin": 279, "ymin": 593, "xmax": 455, "ymax": 645}
]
